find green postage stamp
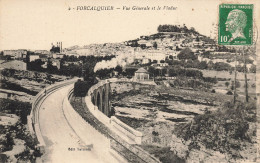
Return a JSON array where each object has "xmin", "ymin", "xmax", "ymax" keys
[{"xmin": 218, "ymin": 4, "xmax": 253, "ymax": 45}]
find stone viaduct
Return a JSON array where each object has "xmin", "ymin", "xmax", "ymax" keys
[{"xmin": 88, "ymin": 80, "xmax": 113, "ymax": 117}]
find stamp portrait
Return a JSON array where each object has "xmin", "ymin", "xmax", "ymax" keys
[{"xmin": 218, "ymin": 4, "xmax": 253, "ymax": 45}]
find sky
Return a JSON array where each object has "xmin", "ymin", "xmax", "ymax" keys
[{"xmin": 0, "ymin": 0, "xmax": 259, "ymax": 50}]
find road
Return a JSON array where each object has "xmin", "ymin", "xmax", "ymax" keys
[{"xmin": 38, "ymin": 84, "xmax": 121, "ymax": 163}]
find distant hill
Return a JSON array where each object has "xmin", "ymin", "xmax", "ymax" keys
[{"xmin": 64, "ymin": 24, "xmax": 254, "ymax": 56}]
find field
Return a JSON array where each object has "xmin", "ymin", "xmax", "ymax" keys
[{"xmin": 200, "ymin": 69, "xmax": 255, "ymax": 81}]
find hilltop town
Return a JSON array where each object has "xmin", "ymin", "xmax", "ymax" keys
[
  {"xmin": 0, "ymin": 24, "xmax": 257, "ymax": 162},
  {"xmin": 1, "ymin": 24, "xmax": 256, "ymax": 78}
]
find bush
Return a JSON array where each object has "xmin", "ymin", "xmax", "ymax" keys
[
  {"xmin": 74, "ymin": 79, "xmax": 94, "ymax": 97},
  {"xmin": 0, "ymin": 80, "xmax": 38, "ymax": 96},
  {"xmin": 225, "ymin": 81, "xmax": 230, "ymax": 88},
  {"xmin": 213, "ymin": 62, "xmax": 232, "ymax": 71},
  {"xmin": 226, "ymin": 90, "xmax": 233, "ymax": 95},
  {"xmin": 0, "ymin": 98, "xmax": 31, "ymax": 124},
  {"xmin": 203, "ymin": 77, "xmax": 217, "ymax": 84}
]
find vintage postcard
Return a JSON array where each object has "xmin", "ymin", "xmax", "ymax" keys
[{"xmin": 0, "ymin": 0, "xmax": 259, "ymax": 162}]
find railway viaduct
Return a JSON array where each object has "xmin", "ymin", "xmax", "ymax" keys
[{"xmin": 89, "ymin": 81, "xmax": 112, "ymax": 117}]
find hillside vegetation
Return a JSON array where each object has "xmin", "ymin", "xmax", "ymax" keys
[{"xmin": 174, "ymin": 100, "xmax": 257, "ymax": 161}]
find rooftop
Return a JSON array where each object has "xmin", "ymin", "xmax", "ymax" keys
[{"xmin": 135, "ymin": 67, "xmax": 148, "ymax": 73}]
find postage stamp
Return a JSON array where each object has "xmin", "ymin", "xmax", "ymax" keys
[{"xmin": 218, "ymin": 4, "xmax": 253, "ymax": 45}]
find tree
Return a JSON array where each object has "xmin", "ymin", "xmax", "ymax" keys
[
  {"xmin": 82, "ymin": 56, "xmax": 99, "ymax": 81},
  {"xmin": 225, "ymin": 81, "xmax": 230, "ymax": 88},
  {"xmin": 190, "ymin": 27, "xmax": 196, "ymax": 33},
  {"xmin": 140, "ymin": 44, "xmax": 146, "ymax": 49},
  {"xmin": 148, "ymin": 66, "xmax": 156, "ymax": 76},
  {"xmin": 195, "ymin": 36, "xmax": 200, "ymax": 42},
  {"xmin": 1, "ymin": 69, "xmax": 15, "ymax": 80},
  {"xmin": 47, "ymin": 60, "xmax": 58, "ymax": 74},
  {"xmin": 27, "ymin": 59, "xmax": 44, "ymax": 71},
  {"xmin": 177, "ymin": 48, "xmax": 197, "ymax": 60},
  {"xmin": 153, "ymin": 42, "xmax": 158, "ymax": 49},
  {"xmin": 123, "ymin": 68, "xmax": 138, "ymax": 77},
  {"xmin": 50, "ymin": 45, "xmax": 60, "ymax": 53},
  {"xmin": 231, "ymin": 80, "xmax": 241, "ymax": 90},
  {"xmin": 115, "ymin": 65, "xmax": 123, "ymax": 74},
  {"xmin": 157, "ymin": 24, "xmax": 182, "ymax": 33}
]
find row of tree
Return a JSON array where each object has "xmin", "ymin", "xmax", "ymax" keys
[{"xmin": 157, "ymin": 24, "xmax": 198, "ymax": 34}]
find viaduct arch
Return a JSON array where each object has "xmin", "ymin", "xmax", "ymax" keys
[{"xmin": 89, "ymin": 81, "xmax": 112, "ymax": 117}]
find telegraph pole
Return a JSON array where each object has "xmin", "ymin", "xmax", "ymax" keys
[
  {"xmin": 242, "ymin": 47, "xmax": 249, "ymax": 102},
  {"xmin": 233, "ymin": 49, "xmax": 237, "ymax": 104}
]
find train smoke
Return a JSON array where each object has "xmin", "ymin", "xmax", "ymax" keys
[{"xmin": 94, "ymin": 54, "xmax": 133, "ymax": 72}]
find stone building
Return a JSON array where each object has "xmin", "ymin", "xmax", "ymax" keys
[
  {"xmin": 3, "ymin": 49, "xmax": 27, "ymax": 59},
  {"xmin": 134, "ymin": 68, "xmax": 149, "ymax": 81}
]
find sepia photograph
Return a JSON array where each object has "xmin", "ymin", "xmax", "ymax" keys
[{"xmin": 0, "ymin": 0, "xmax": 259, "ymax": 162}]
